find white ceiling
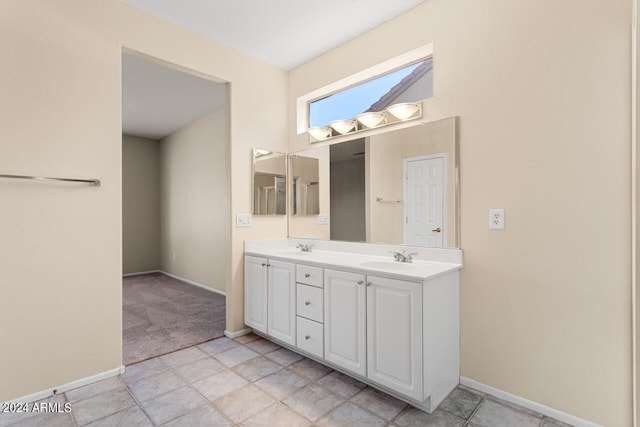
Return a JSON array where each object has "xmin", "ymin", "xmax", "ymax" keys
[
  {"xmin": 122, "ymin": 54, "xmax": 226, "ymax": 139},
  {"xmin": 120, "ymin": 0, "xmax": 428, "ymax": 70},
  {"xmin": 121, "ymin": 0, "xmax": 428, "ymax": 139}
]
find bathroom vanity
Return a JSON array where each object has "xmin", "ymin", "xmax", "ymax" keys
[{"xmin": 244, "ymin": 238, "xmax": 461, "ymax": 413}]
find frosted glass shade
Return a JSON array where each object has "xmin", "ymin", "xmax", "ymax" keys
[
  {"xmin": 356, "ymin": 111, "xmax": 386, "ymax": 128},
  {"xmin": 329, "ymin": 119, "xmax": 357, "ymax": 135},
  {"xmin": 308, "ymin": 126, "xmax": 332, "ymax": 141},
  {"xmin": 386, "ymin": 102, "xmax": 421, "ymax": 120}
]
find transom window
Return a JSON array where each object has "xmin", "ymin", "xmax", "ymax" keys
[{"xmin": 308, "ymin": 57, "xmax": 433, "ymax": 129}]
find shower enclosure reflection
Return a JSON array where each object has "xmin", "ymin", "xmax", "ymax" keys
[{"xmin": 252, "ymin": 149, "xmax": 287, "ymax": 215}]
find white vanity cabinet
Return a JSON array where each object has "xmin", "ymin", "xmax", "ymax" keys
[
  {"xmin": 366, "ymin": 275, "xmax": 423, "ymax": 401},
  {"xmin": 244, "ymin": 246, "xmax": 460, "ymax": 414},
  {"xmin": 244, "ymin": 255, "xmax": 268, "ymax": 333},
  {"xmin": 244, "ymin": 255, "xmax": 296, "ymax": 345},
  {"xmin": 324, "ymin": 269, "xmax": 367, "ymax": 376}
]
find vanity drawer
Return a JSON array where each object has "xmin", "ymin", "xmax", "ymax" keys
[
  {"xmin": 296, "ymin": 264, "xmax": 323, "ymax": 288},
  {"xmin": 296, "ymin": 316, "xmax": 324, "ymax": 358},
  {"xmin": 296, "ymin": 284, "xmax": 323, "ymax": 323}
]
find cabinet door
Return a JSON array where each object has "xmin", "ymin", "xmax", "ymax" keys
[
  {"xmin": 267, "ymin": 260, "xmax": 296, "ymax": 345},
  {"xmin": 367, "ymin": 275, "xmax": 423, "ymax": 401},
  {"xmin": 324, "ymin": 269, "xmax": 366, "ymax": 376},
  {"xmin": 244, "ymin": 255, "xmax": 268, "ymax": 333}
]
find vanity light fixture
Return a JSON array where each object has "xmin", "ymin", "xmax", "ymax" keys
[
  {"xmin": 329, "ymin": 119, "xmax": 357, "ymax": 135},
  {"xmin": 385, "ymin": 102, "xmax": 422, "ymax": 121},
  {"xmin": 308, "ymin": 102, "xmax": 422, "ymax": 143},
  {"xmin": 307, "ymin": 126, "xmax": 332, "ymax": 141},
  {"xmin": 356, "ymin": 111, "xmax": 386, "ymax": 129}
]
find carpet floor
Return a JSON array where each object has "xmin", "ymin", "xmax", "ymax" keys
[{"xmin": 122, "ymin": 272, "xmax": 226, "ymax": 365}]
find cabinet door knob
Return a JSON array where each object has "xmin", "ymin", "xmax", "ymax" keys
[
  {"xmin": 366, "ymin": 282, "xmax": 372, "ymax": 287},
  {"xmin": 357, "ymin": 280, "xmax": 363, "ymax": 285},
  {"xmin": 305, "ymin": 335, "xmax": 310, "ymax": 340},
  {"xmin": 266, "ymin": 264, "xmax": 271, "ymax": 267},
  {"xmin": 261, "ymin": 263, "xmax": 266, "ymax": 267},
  {"xmin": 305, "ymin": 273, "xmax": 311, "ymax": 278},
  {"xmin": 305, "ymin": 301, "xmax": 311, "ymax": 306}
]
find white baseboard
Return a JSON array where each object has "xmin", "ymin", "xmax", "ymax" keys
[
  {"xmin": 122, "ymin": 270, "xmax": 160, "ymax": 277},
  {"xmin": 224, "ymin": 328, "xmax": 252, "ymax": 338},
  {"xmin": 2, "ymin": 366, "xmax": 125, "ymax": 405},
  {"xmin": 159, "ymin": 271, "xmax": 226, "ymax": 296},
  {"xmin": 460, "ymin": 376, "xmax": 602, "ymax": 427}
]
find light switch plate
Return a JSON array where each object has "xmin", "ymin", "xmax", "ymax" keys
[
  {"xmin": 489, "ymin": 209, "xmax": 504, "ymax": 229},
  {"xmin": 318, "ymin": 213, "xmax": 329, "ymax": 225},
  {"xmin": 236, "ymin": 213, "xmax": 252, "ymax": 227}
]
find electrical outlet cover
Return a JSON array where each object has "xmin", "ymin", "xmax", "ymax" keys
[{"xmin": 489, "ymin": 209, "xmax": 504, "ymax": 229}]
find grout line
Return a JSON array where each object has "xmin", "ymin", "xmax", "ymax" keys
[{"xmin": 463, "ymin": 395, "xmax": 487, "ymax": 426}]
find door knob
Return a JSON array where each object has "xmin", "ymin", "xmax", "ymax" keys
[{"xmin": 432, "ymin": 227, "xmax": 442, "ymax": 233}]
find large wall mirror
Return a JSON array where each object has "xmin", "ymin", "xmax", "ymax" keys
[
  {"xmin": 288, "ymin": 117, "xmax": 459, "ymax": 248},
  {"xmin": 252, "ymin": 149, "xmax": 287, "ymax": 215}
]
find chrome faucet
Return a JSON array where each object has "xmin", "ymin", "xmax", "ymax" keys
[
  {"xmin": 389, "ymin": 250, "xmax": 418, "ymax": 263},
  {"xmin": 296, "ymin": 243, "xmax": 313, "ymax": 252}
]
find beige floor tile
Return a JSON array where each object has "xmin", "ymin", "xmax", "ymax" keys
[
  {"xmin": 159, "ymin": 346, "xmax": 209, "ymax": 368},
  {"xmin": 241, "ymin": 402, "xmax": 311, "ymax": 427},
  {"xmin": 122, "ymin": 358, "xmax": 168, "ymax": 383},
  {"xmin": 141, "ymin": 386, "xmax": 208, "ymax": 425},
  {"xmin": 254, "ymin": 369, "xmax": 309, "ymax": 400},
  {"xmin": 288, "ymin": 358, "xmax": 333, "ymax": 381},
  {"xmin": 71, "ymin": 388, "xmax": 137, "ymax": 426},
  {"xmin": 350, "ymin": 387, "xmax": 407, "ymax": 421},
  {"xmin": 317, "ymin": 402, "xmax": 386, "ymax": 427},
  {"xmin": 468, "ymin": 399, "xmax": 542, "ymax": 427},
  {"xmin": 162, "ymin": 405, "xmax": 233, "ymax": 427},
  {"xmin": 197, "ymin": 337, "xmax": 239, "ymax": 355},
  {"xmin": 215, "ymin": 345, "xmax": 260, "ymax": 367},
  {"xmin": 65, "ymin": 377, "xmax": 123, "ymax": 403},
  {"xmin": 232, "ymin": 356, "xmax": 282, "ymax": 382},
  {"xmin": 172, "ymin": 357, "xmax": 226, "ymax": 383},
  {"xmin": 315, "ymin": 371, "xmax": 366, "ymax": 399},
  {"xmin": 83, "ymin": 406, "xmax": 152, "ymax": 427},
  {"xmin": 283, "ymin": 383, "xmax": 344, "ymax": 421},
  {"xmin": 264, "ymin": 347, "xmax": 304, "ymax": 366},
  {"xmin": 192, "ymin": 369, "xmax": 248, "ymax": 401},
  {"xmin": 395, "ymin": 407, "xmax": 465, "ymax": 427},
  {"xmin": 125, "ymin": 370, "xmax": 186, "ymax": 402},
  {"xmin": 245, "ymin": 338, "xmax": 281, "ymax": 354},
  {"xmin": 213, "ymin": 384, "xmax": 275, "ymax": 423}
]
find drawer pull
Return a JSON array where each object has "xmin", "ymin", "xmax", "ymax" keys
[
  {"xmin": 305, "ymin": 273, "xmax": 311, "ymax": 278},
  {"xmin": 305, "ymin": 335, "xmax": 311, "ymax": 340},
  {"xmin": 305, "ymin": 301, "xmax": 311, "ymax": 306}
]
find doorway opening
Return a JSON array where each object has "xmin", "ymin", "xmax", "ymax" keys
[{"xmin": 121, "ymin": 51, "xmax": 230, "ymax": 365}]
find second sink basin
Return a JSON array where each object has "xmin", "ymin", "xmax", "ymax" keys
[{"xmin": 360, "ymin": 261, "xmax": 416, "ymax": 270}]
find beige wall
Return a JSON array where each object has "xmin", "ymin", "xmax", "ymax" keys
[
  {"xmin": 122, "ymin": 135, "xmax": 160, "ymax": 274},
  {"xmin": 288, "ymin": 1, "xmax": 632, "ymax": 425},
  {"xmin": 160, "ymin": 109, "xmax": 228, "ymax": 293},
  {"xmin": 0, "ymin": 0, "xmax": 287, "ymax": 402}
]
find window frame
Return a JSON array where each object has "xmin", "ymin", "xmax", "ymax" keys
[{"xmin": 296, "ymin": 43, "xmax": 434, "ymax": 135}]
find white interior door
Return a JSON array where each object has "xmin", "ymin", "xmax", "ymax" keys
[{"xmin": 403, "ymin": 155, "xmax": 446, "ymax": 247}]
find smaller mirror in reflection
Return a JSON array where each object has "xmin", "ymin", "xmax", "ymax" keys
[
  {"xmin": 253, "ymin": 148, "xmax": 287, "ymax": 215},
  {"xmin": 291, "ymin": 155, "xmax": 320, "ymax": 216}
]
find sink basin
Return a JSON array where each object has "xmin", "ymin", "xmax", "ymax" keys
[{"xmin": 360, "ymin": 261, "xmax": 416, "ymax": 270}]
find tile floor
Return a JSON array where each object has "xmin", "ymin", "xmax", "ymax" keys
[{"xmin": 0, "ymin": 334, "xmax": 574, "ymax": 427}]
